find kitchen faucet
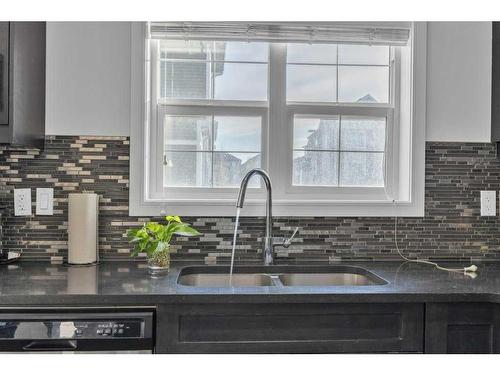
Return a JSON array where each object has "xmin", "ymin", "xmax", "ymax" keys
[{"xmin": 236, "ymin": 168, "xmax": 299, "ymax": 265}]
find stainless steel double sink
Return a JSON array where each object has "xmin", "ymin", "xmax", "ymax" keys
[{"xmin": 177, "ymin": 265, "xmax": 387, "ymax": 287}]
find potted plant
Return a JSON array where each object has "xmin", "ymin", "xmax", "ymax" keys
[{"xmin": 127, "ymin": 215, "xmax": 200, "ymax": 275}]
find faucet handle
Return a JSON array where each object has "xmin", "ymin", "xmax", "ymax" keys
[{"xmin": 282, "ymin": 227, "xmax": 299, "ymax": 248}]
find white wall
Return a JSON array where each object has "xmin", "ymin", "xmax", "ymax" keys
[
  {"xmin": 46, "ymin": 22, "xmax": 131, "ymax": 136},
  {"xmin": 45, "ymin": 22, "xmax": 494, "ymax": 141},
  {"xmin": 426, "ymin": 22, "xmax": 492, "ymax": 142}
]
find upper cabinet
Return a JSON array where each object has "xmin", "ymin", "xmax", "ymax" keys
[
  {"xmin": 427, "ymin": 22, "xmax": 492, "ymax": 142},
  {"xmin": 0, "ymin": 22, "xmax": 45, "ymax": 148}
]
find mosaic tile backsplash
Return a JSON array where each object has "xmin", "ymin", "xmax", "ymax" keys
[{"xmin": 1, "ymin": 136, "xmax": 500, "ymax": 263}]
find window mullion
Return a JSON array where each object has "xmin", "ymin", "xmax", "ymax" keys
[
  {"xmin": 386, "ymin": 46, "xmax": 401, "ymax": 200},
  {"xmin": 211, "ymin": 115, "xmax": 215, "ymax": 188},
  {"xmin": 338, "ymin": 116, "xmax": 342, "ymax": 186},
  {"xmin": 150, "ymin": 40, "xmax": 164, "ymax": 196},
  {"xmin": 268, "ymin": 43, "xmax": 288, "ymax": 198}
]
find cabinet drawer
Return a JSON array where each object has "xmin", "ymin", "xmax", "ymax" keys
[
  {"xmin": 159, "ymin": 303, "xmax": 424, "ymax": 353},
  {"xmin": 425, "ymin": 303, "xmax": 500, "ymax": 353}
]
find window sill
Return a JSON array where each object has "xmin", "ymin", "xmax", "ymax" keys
[{"xmin": 129, "ymin": 198, "xmax": 424, "ymax": 217}]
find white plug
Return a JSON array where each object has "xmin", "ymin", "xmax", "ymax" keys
[{"xmin": 464, "ymin": 265, "xmax": 478, "ymax": 273}]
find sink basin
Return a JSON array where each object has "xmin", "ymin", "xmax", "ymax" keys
[
  {"xmin": 177, "ymin": 265, "xmax": 387, "ymax": 287},
  {"xmin": 278, "ymin": 272, "xmax": 381, "ymax": 286},
  {"xmin": 178, "ymin": 273, "xmax": 274, "ymax": 287}
]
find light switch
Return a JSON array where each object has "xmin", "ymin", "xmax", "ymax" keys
[
  {"xmin": 480, "ymin": 190, "xmax": 496, "ymax": 216},
  {"xmin": 14, "ymin": 188, "xmax": 32, "ymax": 216},
  {"xmin": 36, "ymin": 188, "xmax": 54, "ymax": 215}
]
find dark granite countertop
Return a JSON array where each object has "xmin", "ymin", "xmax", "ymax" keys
[{"xmin": 0, "ymin": 260, "xmax": 500, "ymax": 306}]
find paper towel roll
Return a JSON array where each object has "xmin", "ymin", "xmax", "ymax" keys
[{"xmin": 68, "ymin": 193, "xmax": 99, "ymax": 265}]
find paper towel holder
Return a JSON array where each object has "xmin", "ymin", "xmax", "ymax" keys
[{"xmin": 67, "ymin": 193, "xmax": 99, "ymax": 265}]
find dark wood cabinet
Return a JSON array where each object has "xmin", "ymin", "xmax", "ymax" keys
[
  {"xmin": 0, "ymin": 23, "xmax": 9, "ymax": 126},
  {"xmin": 493, "ymin": 22, "xmax": 500, "ymax": 145},
  {"xmin": 425, "ymin": 303, "xmax": 500, "ymax": 353},
  {"xmin": 0, "ymin": 22, "xmax": 45, "ymax": 148},
  {"xmin": 156, "ymin": 303, "xmax": 424, "ymax": 354},
  {"xmin": 155, "ymin": 301, "xmax": 500, "ymax": 354}
]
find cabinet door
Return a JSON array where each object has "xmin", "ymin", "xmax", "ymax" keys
[
  {"xmin": 425, "ymin": 303, "xmax": 500, "ymax": 353},
  {"xmin": 0, "ymin": 22, "xmax": 8, "ymax": 126},
  {"xmin": 157, "ymin": 303, "xmax": 424, "ymax": 353}
]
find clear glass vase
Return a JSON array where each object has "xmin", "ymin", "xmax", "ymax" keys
[{"xmin": 147, "ymin": 249, "xmax": 170, "ymax": 277}]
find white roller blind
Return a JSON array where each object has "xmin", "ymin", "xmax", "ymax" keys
[{"xmin": 149, "ymin": 22, "xmax": 411, "ymax": 46}]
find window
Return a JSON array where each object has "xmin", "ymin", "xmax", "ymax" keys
[
  {"xmin": 292, "ymin": 115, "xmax": 385, "ymax": 187},
  {"xmin": 286, "ymin": 43, "xmax": 392, "ymax": 190},
  {"xmin": 130, "ymin": 22, "xmax": 426, "ymax": 217},
  {"xmin": 163, "ymin": 115, "xmax": 262, "ymax": 188},
  {"xmin": 149, "ymin": 40, "xmax": 268, "ymax": 197},
  {"xmin": 159, "ymin": 40, "xmax": 269, "ymax": 101},
  {"xmin": 157, "ymin": 40, "xmax": 266, "ymax": 189}
]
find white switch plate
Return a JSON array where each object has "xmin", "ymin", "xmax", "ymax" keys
[
  {"xmin": 36, "ymin": 188, "xmax": 54, "ymax": 215},
  {"xmin": 480, "ymin": 190, "xmax": 496, "ymax": 216},
  {"xmin": 14, "ymin": 188, "xmax": 32, "ymax": 216}
]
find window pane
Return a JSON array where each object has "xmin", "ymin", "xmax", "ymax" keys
[
  {"xmin": 293, "ymin": 151, "xmax": 339, "ymax": 186},
  {"xmin": 338, "ymin": 66, "xmax": 389, "ymax": 103},
  {"xmin": 214, "ymin": 42, "xmax": 268, "ymax": 62},
  {"xmin": 163, "ymin": 151, "xmax": 212, "ymax": 187},
  {"xmin": 214, "ymin": 63, "xmax": 268, "ymax": 100},
  {"xmin": 287, "ymin": 44, "xmax": 337, "ymax": 64},
  {"xmin": 341, "ymin": 117, "xmax": 385, "ymax": 152},
  {"xmin": 338, "ymin": 45, "xmax": 390, "ymax": 65},
  {"xmin": 160, "ymin": 40, "xmax": 209, "ymax": 60},
  {"xmin": 213, "ymin": 153, "xmax": 261, "ymax": 187},
  {"xmin": 164, "ymin": 115, "xmax": 211, "ymax": 151},
  {"xmin": 214, "ymin": 116, "xmax": 261, "ymax": 152},
  {"xmin": 160, "ymin": 61, "xmax": 210, "ymax": 99},
  {"xmin": 294, "ymin": 117, "xmax": 339, "ymax": 150},
  {"xmin": 287, "ymin": 65, "xmax": 337, "ymax": 102},
  {"xmin": 339, "ymin": 152, "xmax": 384, "ymax": 186}
]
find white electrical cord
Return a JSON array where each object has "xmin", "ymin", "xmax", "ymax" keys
[{"xmin": 394, "ymin": 215, "xmax": 478, "ymax": 274}]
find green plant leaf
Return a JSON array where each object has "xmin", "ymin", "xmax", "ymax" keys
[
  {"xmin": 143, "ymin": 239, "xmax": 158, "ymax": 257},
  {"xmin": 145, "ymin": 222, "xmax": 162, "ymax": 234},
  {"xmin": 166, "ymin": 215, "xmax": 182, "ymax": 223},
  {"xmin": 173, "ymin": 224, "xmax": 200, "ymax": 237},
  {"xmin": 126, "ymin": 215, "xmax": 200, "ymax": 258},
  {"xmin": 130, "ymin": 246, "xmax": 143, "ymax": 258},
  {"xmin": 126, "ymin": 228, "xmax": 139, "ymax": 238}
]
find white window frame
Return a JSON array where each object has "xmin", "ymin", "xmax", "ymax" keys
[{"xmin": 130, "ymin": 22, "xmax": 426, "ymax": 217}]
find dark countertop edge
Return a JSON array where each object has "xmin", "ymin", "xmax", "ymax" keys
[{"xmin": 0, "ymin": 293, "xmax": 498, "ymax": 306}]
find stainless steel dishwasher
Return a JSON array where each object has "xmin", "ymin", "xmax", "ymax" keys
[{"xmin": 0, "ymin": 310, "xmax": 154, "ymax": 353}]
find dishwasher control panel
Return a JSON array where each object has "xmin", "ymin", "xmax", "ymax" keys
[
  {"xmin": 0, "ymin": 313, "xmax": 151, "ymax": 340},
  {"xmin": 75, "ymin": 320, "xmax": 143, "ymax": 338}
]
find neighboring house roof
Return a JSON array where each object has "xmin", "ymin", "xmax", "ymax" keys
[{"xmin": 356, "ymin": 93, "xmax": 377, "ymax": 103}]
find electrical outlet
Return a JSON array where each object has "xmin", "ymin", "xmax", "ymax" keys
[
  {"xmin": 36, "ymin": 188, "xmax": 54, "ymax": 215},
  {"xmin": 480, "ymin": 190, "xmax": 496, "ymax": 216},
  {"xmin": 14, "ymin": 188, "xmax": 32, "ymax": 216}
]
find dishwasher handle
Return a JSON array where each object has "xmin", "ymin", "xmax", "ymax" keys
[{"xmin": 22, "ymin": 339, "xmax": 77, "ymax": 351}]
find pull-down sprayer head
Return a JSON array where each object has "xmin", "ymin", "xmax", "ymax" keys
[{"xmin": 236, "ymin": 168, "xmax": 272, "ymax": 208}]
